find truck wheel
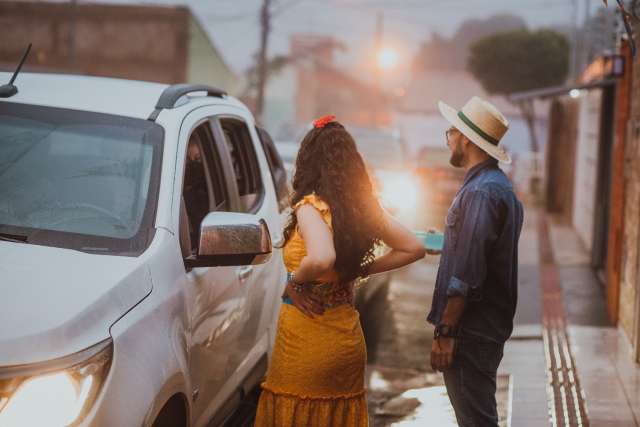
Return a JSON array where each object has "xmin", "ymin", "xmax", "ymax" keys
[{"xmin": 151, "ymin": 394, "xmax": 188, "ymax": 427}]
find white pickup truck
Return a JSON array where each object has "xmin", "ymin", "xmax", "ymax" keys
[{"xmin": 0, "ymin": 72, "xmax": 290, "ymax": 427}]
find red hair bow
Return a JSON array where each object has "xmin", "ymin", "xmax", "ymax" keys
[{"xmin": 313, "ymin": 115, "xmax": 336, "ymax": 129}]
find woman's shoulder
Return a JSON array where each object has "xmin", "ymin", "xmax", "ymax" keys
[{"xmin": 293, "ymin": 193, "xmax": 331, "ymax": 215}]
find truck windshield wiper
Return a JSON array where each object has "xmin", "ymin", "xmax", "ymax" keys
[{"xmin": 0, "ymin": 232, "xmax": 28, "ymax": 243}]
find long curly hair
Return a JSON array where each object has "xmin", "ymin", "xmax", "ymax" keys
[{"xmin": 283, "ymin": 121, "xmax": 384, "ymax": 283}]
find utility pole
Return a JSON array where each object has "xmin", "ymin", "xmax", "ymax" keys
[
  {"xmin": 582, "ymin": 0, "xmax": 592, "ymax": 69},
  {"xmin": 572, "ymin": 0, "xmax": 594, "ymax": 80},
  {"xmin": 570, "ymin": 0, "xmax": 580, "ymax": 81},
  {"xmin": 374, "ymin": 11, "xmax": 383, "ymax": 88},
  {"xmin": 256, "ymin": 0, "xmax": 272, "ymax": 121},
  {"xmin": 373, "ymin": 10, "xmax": 383, "ymax": 126}
]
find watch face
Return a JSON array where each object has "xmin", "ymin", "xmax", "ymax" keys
[{"xmin": 436, "ymin": 324, "xmax": 456, "ymax": 338}]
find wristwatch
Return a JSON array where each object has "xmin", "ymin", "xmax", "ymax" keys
[{"xmin": 434, "ymin": 323, "xmax": 459, "ymax": 339}]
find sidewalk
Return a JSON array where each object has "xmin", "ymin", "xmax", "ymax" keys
[
  {"xmin": 504, "ymin": 206, "xmax": 640, "ymax": 426},
  {"xmin": 547, "ymin": 217, "xmax": 640, "ymax": 426}
]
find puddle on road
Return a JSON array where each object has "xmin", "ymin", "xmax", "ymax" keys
[
  {"xmin": 367, "ymin": 366, "xmax": 511, "ymax": 427},
  {"xmin": 389, "ymin": 386, "xmax": 458, "ymax": 426},
  {"xmin": 368, "ymin": 367, "xmax": 457, "ymax": 426}
]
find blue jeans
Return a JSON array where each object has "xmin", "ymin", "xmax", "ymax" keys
[{"xmin": 443, "ymin": 333, "xmax": 505, "ymax": 427}]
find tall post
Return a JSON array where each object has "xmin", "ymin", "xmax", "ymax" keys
[
  {"xmin": 570, "ymin": 0, "xmax": 580, "ymax": 81},
  {"xmin": 582, "ymin": 0, "xmax": 592, "ymax": 69},
  {"xmin": 373, "ymin": 11, "xmax": 383, "ymax": 126},
  {"xmin": 256, "ymin": 0, "xmax": 272, "ymax": 121}
]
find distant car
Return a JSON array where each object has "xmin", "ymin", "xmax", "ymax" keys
[
  {"xmin": 0, "ymin": 72, "xmax": 289, "ymax": 427},
  {"xmin": 273, "ymin": 140, "xmax": 299, "ymax": 179}
]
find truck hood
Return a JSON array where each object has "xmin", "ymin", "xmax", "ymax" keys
[{"xmin": 0, "ymin": 241, "xmax": 152, "ymax": 366}]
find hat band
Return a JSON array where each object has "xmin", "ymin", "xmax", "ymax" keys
[{"xmin": 457, "ymin": 111, "xmax": 499, "ymax": 146}]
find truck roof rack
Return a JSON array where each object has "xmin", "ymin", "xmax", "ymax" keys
[{"xmin": 148, "ymin": 84, "xmax": 227, "ymax": 121}]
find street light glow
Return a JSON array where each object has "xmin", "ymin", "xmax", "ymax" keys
[{"xmin": 377, "ymin": 47, "xmax": 398, "ymax": 71}]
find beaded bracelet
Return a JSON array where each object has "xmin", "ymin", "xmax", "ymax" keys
[{"xmin": 287, "ymin": 272, "xmax": 304, "ymax": 293}]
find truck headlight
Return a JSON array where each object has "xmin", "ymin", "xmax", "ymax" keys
[{"xmin": 0, "ymin": 339, "xmax": 112, "ymax": 427}]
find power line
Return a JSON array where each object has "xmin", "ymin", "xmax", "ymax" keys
[
  {"xmin": 308, "ymin": 0, "xmax": 573, "ymax": 11},
  {"xmin": 273, "ymin": 0, "xmax": 308, "ymax": 16},
  {"xmin": 206, "ymin": 0, "xmax": 307, "ymax": 23}
]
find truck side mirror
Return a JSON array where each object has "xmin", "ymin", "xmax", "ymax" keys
[{"xmin": 184, "ymin": 212, "xmax": 272, "ymax": 268}]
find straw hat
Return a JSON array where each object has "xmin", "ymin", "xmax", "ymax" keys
[{"xmin": 438, "ymin": 96, "xmax": 511, "ymax": 164}]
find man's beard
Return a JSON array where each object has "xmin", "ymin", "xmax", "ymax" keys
[{"xmin": 449, "ymin": 145, "xmax": 465, "ymax": 167}]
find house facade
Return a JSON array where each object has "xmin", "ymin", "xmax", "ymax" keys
[
  {"xmin": 0, "ymin": 1, "xmax": 237, "ymax": 93},
  {"xmin": 539, "ymin": 35, "xmax": 640, "ymax": 363}
]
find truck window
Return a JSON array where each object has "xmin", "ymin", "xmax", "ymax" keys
[
  {"xmin": 256, "ymin": 126, "xmax": 289, "ymax": 212},
  {"xmin": 181, "ymin": 122, "xmax": 228, "ymax": 253},
  {"xmin": 219, "ymin": 118, "xmax": 264, "ymax": 213}
]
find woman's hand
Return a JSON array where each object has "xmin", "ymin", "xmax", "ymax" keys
[
  {"xmin": 285, "ymin": 282, "xmax": 325, "ymax": 318},
  {"xmin": 366, "ymin": 210, "xmax": 426, "ymax": 276}
]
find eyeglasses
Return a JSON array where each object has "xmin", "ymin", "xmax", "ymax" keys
[{"xmin": 445, "ymin": 128, "xmax": 457, "ymax": 143}]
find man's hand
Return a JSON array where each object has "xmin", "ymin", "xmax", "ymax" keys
[
  {"xmin": 430, "ymin": 337, "xmax": 456, "ymax": 371},
  {"xmin": 285, "ymin": 283, "xmax": 325, "ymax": 318}
]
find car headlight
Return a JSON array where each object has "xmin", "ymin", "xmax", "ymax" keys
[
  {"xmin": 376, "ymin": 170, "xmax": 420, "ymax": 212},
  {"xmin": 0, "ymin": 339, "xmax": 112, "ymax": 427}
]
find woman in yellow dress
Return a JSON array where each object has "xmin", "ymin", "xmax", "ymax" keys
[{"xmin": 254, "ymin": 116, "xmax": 426, "ymax": 427}]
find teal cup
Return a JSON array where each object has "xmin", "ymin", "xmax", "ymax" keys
[{"xmin": 414, "ymin": 230, "xmax": 444, "ymax": 251}]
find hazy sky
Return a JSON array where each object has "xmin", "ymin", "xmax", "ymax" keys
[{"xmin": 110, "ymin": 0, "xmax": 611, "ymax": 74}]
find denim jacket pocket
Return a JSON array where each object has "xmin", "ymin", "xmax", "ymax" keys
[{"xmin": 445, "ymin": 208, "xmax": 459, "ymax": 249}]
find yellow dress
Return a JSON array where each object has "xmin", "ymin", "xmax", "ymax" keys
[{"xmin": 254, "ymin": 194, "xmax": 368, "ymax": 427}]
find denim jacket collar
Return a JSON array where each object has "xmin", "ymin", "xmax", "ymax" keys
[{"xmin": 463, "ymin": 159, "xmax": 499, "ymax": 187}]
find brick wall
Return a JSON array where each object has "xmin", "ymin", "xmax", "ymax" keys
[
  {"xmin": 607, "ymin": 41, "xmax": 633, "ymax": 323},
  {"xmin": 619, "ymin": 24, "xmax": 640, "ymax": 350},
  {"xmin": 0, "ymin": 1, "xmax": 189, "ymax": 84}
]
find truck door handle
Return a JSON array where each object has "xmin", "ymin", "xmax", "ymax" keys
[{"xmin": 237, "ymin": 266, "xmax": 254, "ymax": 281}]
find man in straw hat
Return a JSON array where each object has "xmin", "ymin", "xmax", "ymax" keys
[{"xmin": 427, "ymin": 96, "xmax": 524, "ymax": 426}]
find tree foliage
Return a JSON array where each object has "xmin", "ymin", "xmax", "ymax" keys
[
  {"xmin": 467, "ymin": 29, "xmax": 570, "ymax": 95},
  {"xmin": 413, "ymin": 14, "xmax": 526, "ymax": 72}
]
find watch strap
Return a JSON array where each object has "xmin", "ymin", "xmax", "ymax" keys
[{"xmin": 434, "ymin": 323, "xmax": 459, "ymax": 339}]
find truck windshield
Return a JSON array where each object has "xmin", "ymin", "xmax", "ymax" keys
[{"xmin": 0, "ymin": 102, "xmax": 163, "ymax": 255}]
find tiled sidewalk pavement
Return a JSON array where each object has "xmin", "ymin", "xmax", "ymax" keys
[
  {"xmin": 548, "ymin": 219, "xmax": 640, "ymax": 426},
  {"xmin": 503, "ymin": 207, "xmax": 640, "ymax": 427}
]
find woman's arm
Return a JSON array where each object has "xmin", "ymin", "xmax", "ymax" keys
[
  {"xmin": 285, "ymin": 205, "xmax": 336, "ymax": 317},
  {"xmin": 292, "ymin": 204, "xmax": 336, "ymax": 283},
  {"xmin": 366, "ymin": 210, "xmax": 426, "ymax": 276}
]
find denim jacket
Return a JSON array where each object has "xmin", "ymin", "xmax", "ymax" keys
[{"xmin": 427, "ymin": 159, "xmax": 524, "ymax": 343}]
